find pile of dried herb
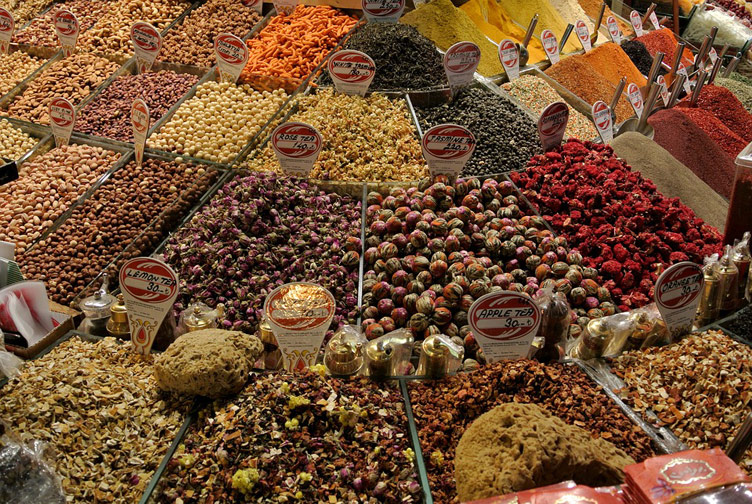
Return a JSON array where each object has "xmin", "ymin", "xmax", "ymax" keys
[
  {"xmin": 155, "ymin": 370, "xmax": 422, "ymax": 503},
  {"xmin": 319, "ymin": 23, "xmax": 447, "ymax": 90}
]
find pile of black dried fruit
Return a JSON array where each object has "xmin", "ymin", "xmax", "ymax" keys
[
  {"xmin": 318, "ymin": 23, "xmax": 447, "ymax": 90},
  {"xmin": 621, "ymin": 39, "xmax": 657, "ymax": 77},
  {"xmin": 415, "ymin": 86, "xmax": 542, "ymax": 176},
  {"xmin": 723, "ymin": 305, "xmax": 752, "ymax": 337}
]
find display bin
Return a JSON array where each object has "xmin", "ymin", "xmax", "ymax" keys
[
  {"xmin": 71, "ymin": 57, "xmax": 213, "ymax": 149},
  {"xmin": 16, "ymin": 150, "xmax": 223, "ymax": 308},
  {"xmin": 0, "ymin": 117, "xmax": 51, "ymax": 165}
]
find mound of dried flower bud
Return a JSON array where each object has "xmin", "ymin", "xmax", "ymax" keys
[
  {"xmin": 155, "ymin": 369, "xmax": 422, "ymax": 503},
  {"xmin": 361, "ymin": 176, "xmax": 616, "ymax": 358},
  {"xmin": 612, "ymin": 330, "xmax": 752, "ymax": 473},
  {"xmin": 409, "ymin": 359, "xmax": 656, "ymax": 504},
  {"xmin": 163, "ymin": 172, "xmax": 361, "ymax": 335},
  {"xmin": 0, "ymin": 336, "xmax": 192, "ymax": 503},
  {"xmin": 510, "ymin": 139, "xmax": 723, "ymax": 310}
]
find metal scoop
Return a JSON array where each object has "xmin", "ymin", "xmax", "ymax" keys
[
  {"xmin": 517, "ymin": 14, "xmax": 538, "ymax": 67},
  {"xmin": 559, "ymin": 24, "xmax": 574, "ymax": 53},
  {"xmin": 590, "ymin": 2, "xmax": 606, "ymax": 46},
  {"xmin": 616, "ymin": 82, "xmax": 661, "ymax": 139}
]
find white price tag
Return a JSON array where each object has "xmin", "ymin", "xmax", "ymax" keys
[
  {"xmin": 606, "ymin": 15, "xmax": 622, "ymax": 44},
  {"xmin": 49, "ymin": 97, "xmax": 75, "ymax": 147},
  {"xmin": 242, "ymin": 0, "xmax": 262, "ymax": 15},
  {"xmin": 443, "ymin": 41, "xmax": 480, "ymax": 90},
  {"xmin": 575, "ymin": 19, "xmax": 591, "ymax": 52},
  {"xmin": 328, "ymin": 50, "xmax": 376, "ymax": 96},
  {"xmin": 656, "ymin": 74, "xmax": 670, "ymax": 106},
  {"xmin": 214, "ymin": 32, "xmax": 248, "ymax": 83},
  {"xmin": 649, "ymin": 10, "xmax": 661, "ymax": 30},
  {"xmin": 592, "ymin": 100, "xmax": 613, "ymax": 144},
  {"xmin": 468, "ymin": 291, "xmax": 541, "ymax": 362},
  {"xmin": 630, "ymin": 10, "xmax": 644, "ymax": 37},
  {"xmin": 361, "ymin": 0, "xmax": 405, "ymax": 23},
  {"xmin": 654, "ymin": 262, "xmax": 704, "ymax": 339},
  {"xmin": 421, "ymin": 123, "xmax": 476, "ymax": 178},
  {"xmin": 540, "ymin": 29, "xmax": 560, "ymax": 65},
  {"xmin": 0, "ymin": 8, "xmax": 14, "ymax": 54},
  {"xmin": 498, "ymin": 39, "xmax": 520, "ymax": 80},
  {"xmin": 273, "ymin": 0, "xmax": 298, "ymax": 16},
  {"xmin": 54, "ymin": 9, "xmax": 79, "ymax": 56},
  {"xmin": 677, "ymin": 63, "xmax": 692, "ymax": 94},
  {"xmin": 130, "ymin": 21, "xmax": 162, "ymax": 74},
  {"xmin": 131, "ymin": 98, "xmax": 149, "ymax": 166},
  {"xmin": 626, "ymin": 82, "xmax": 644, "ymax": 117},
  {"xmin": 538, "ymin": 101, "xmax": 569, "ymax": 151},
  {"xmin": 271, "ymin": 122, "xmax": 323, "ymax": 177}
]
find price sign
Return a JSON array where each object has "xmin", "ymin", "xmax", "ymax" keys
[
  {"xmin": 606, "ymin": 15, "xmax": 622, "ymax": 44},
  {"xmin": 271, "ymin": 122, "xmax": 323, "ymax": 177},
  {"xmin": 575, "ymin": 19, "xmax": 591, "ymax": 52},
  {"xmin": 592, "ymin": 100, "xmax": 613, "ymax": 144},
  {"xmin": 131, "ymin": 98, "xmax": 149, "ymax": 166},
  {"xmin": 498, "ymin": 39, "xmax": 519, "ymax": 81},
  {"xmin": 677, "ymin": 62, "xmax": 692, "ymax": 94},
  {"xmin": 709, "ymin": 47, "xmax": 718, "ymax": 65},
  {"xmin": 540, "ymin": 29, "xmax": 560, "ymax": 65},
  {"xmin": 0, "ymin": 8, "xmax": 14, "ymax": 54},
  {"xmin": 263, "ymin": 282, "xmax": 336, "ymax": 372},
  {"xmin": 630, "ymin": 10, "xmax": 644, "ymax": 37},
  {"xmin": 627, "ymin": 82, "xmax": 644, "ymax": 117},
  {"xmin": 538, "ymin": 101, "xmax": 569, "ymax": 151},
  {"xmin": 54, "ymin": 9, "xmax": 79, "ymax": 56},
  {"xmin": 49, "ymin": 97, "xmax": 75, "ymax": 147},
  {"xmin": 273, "ymin": 0, "xmax": 298, "ymax": 16},
  {"xmin": 242, "ymin": 0, "xmax": 262, "ymax": 15},
  {"xmin": 468, "ymin": 291, "xmax": 541, "ymax": 361},
  {"xmin": 214, "ymin": 32, "xmax": 248, "ymax": 83},
  {"xmin": 443, "ymin": 41, "xmax": 480, "ymax": 90},
  {"xmin": 361, "ymin": 0, "xmax": 405, "ymax": 23},
  {"xmin": 130, "ymin": 21, "xmax": 162, "ymax": 74},
  {"xmin": 656, "ymin": 74, "xmax": 670, "ymax": 106},
  {"xmin": 654, "ymin": 262, "xmax": 704, "ymax": 339},
  {"xmin": 421, "ymin": 123, "xmax": 476, "ymax": 178},
  {"xmin": 648, "ymin": 10, "xmax": 661, "ymax": 30},
  {"xmin": 119, "ymin": 257, "xmax": 179, "ymax": 355},
  {"xmin": 328, "ymin": 49, "xmax": 376, "ymax": 96}
]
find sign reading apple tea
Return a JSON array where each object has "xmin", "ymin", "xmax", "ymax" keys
[
  {"xmin": 271, "ymin": 122, "xmax": 323, "ymax": 177},
  {"xmin": 131, "ymin": 98, "xmax": 149, "ymax": 166},
  {"xmin": 361, "ymin": 0, "xmax": 405, "ymax": 23},
  {"xmin": 119, "ymin": 257, "xmax": 179, "ymax": 355},
  {"xmin": 214, "ymin": 32, "xmax": 248, "ymax": 83},
  {"xmin": 468, "ymin": 291, "xmax": 541, "ymax": 361},
  {"xmin": 54, "ymin": 9, "xmax": 79, "ymax": 56},
  {"xmin": 263, "ymin": 282, "xmax": 336, "ymax": 372},
  {"xmin": 421, "ymin": 123, "xmax": 476, "ymax": 178},
  {"xmin": 130, "ymin": 21, "xmax": 162, "ymax": 74},
  {"xmin": 654, "ymin": 262, "xmax": 703, "ymax": 339},
  {"xmin": 49, "ymin": 97, "xmax": 75, "ymax": 147},
  {"xmin": 327, "ymin": 50, "xmax": 376, "ymax": 96},
  {"xmin": 443, "ymin": 41, "xmax": 480, "ymax": 90},
  {"xmin": 0, "ymin": 9, "xmax": 14, "ymax": 54}
]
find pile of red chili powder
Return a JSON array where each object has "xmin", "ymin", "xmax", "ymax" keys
[{"xmin": 510, "ymin": 140, "xmax": 723, "ymax": 310}]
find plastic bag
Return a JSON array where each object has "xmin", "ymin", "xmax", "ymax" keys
[
  {"xmin": 0, "ymin": 329, "xmax": 22, "ymax": 379},
  {"xmin": 0, "ymin": 422, "xmax": 65, "ymax": 503},
  {"xmin": 0, "ymin": 281, "xmax": 55, "ymax": 347},
  {"xmin": 534, "ymin": 288, "xmax": 571, "ymax": 362}
]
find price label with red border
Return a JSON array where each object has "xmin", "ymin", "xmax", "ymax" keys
[
  {"xmin": 468, "ymin": 291, "xmax": 541, "ymax": 361},
  {"xmin": 54, "ymin": 9, "xmax": 79, "ymax": 56},
  {"xmin": 540, "ymin": 29, "xmax": 560, "ymax": 65},
  {"xmin": 654, "ymin": 262, "xmax": 704, "ymax": 338},
  {"xmin": 242, "ymin": 0, "xmax": 262, "ymax": 15},
  {"xmin": 119, "ymin": 257, "xmax": 179, "ymax": 355},
  {"xmin": 575, "ymin": 19, "xmax": 591, "ymax": 52},
  {"xmin": 361, "ymin": 0, "xmax": 404, "ymax": 23},
  {"xmin": 131, "ymin": 21, "xmax": 162, "ymax": 74},
  {"xmin": 606, "ymin": 15, "xmax": 622, "ymax": 44},
  {"xmin": 131, "ymin": 98, "xmax": 149, "ymax": 166},
  {"xmin": 0, "ymin": 8, "xmax": 14, "ymax": 54},
  {"xmin": 214, "ymin": 32, "xmax": 248, "ymax": 83},
  {"xmin": 328, "ymin": 49, "xmax": 376, "ymax": 96},
  {"xmin": 592, "ymin": 100, "xmax": 613, "ymax": 144},
  {"xmin": 49, "ymin": 97, "xmax": 75, "ymax": 147},
  {"xmin": 421, "ymin": 123, "xmax": 476, "ymax": 178},
  {"xmin": 443, "ymin": 41, "xmax": 480, "ymax": 89},
  {"xmin": 498, "ymin": 39, "xmax": 519, "ymax": 81},
  {"xmin": 627, "ymin": 82, "xmax": 644, "ymax": 117},
  {"xmin": 649, "ymin": 10, "xmax": 661, "ymax": 30},
  {"xmin": 677, "ymin": 62, "xmax": 692, "ymax": 94},
  {"xmin": 656, "ymin": 74, "xmax": 670, "ymax": 106},
  {"xmin": 630, "ymin": 10, "xmax": 644, "ymax": 37},
  {"xmin": 263, "ymin": 282, "xmax": 336, "ymax": 372},
  {"xmin": 271, "ymin": 122, "xmax": 323, "ymax": 176},
  {"xmin": 538, "ymin": 101, "xmax": 569, "ymax": 151}
]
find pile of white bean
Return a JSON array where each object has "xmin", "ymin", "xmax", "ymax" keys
[{"xmin": 0, "ymin": 119, "xmax": 38, "ymax": 160}]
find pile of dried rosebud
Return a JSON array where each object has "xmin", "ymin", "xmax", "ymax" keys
[{"xmin": 510, "ymin": 140, "xmax": 723, "ymax": 310}]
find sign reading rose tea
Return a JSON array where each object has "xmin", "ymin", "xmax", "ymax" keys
[
  {"xmin": 271, "ymin": 121, "xmax": 323, "ymax": 177},
  {"xmin": 241, "ymin": 0, "xmax": 262, "ymax": 14},
  {"xmin": 131, "ymin": 98, "xmax": 149, "ymax": 166},
  {"xmin": 421, "ymin": 123, "xmax": 476, "ymax": 178},
  {"xmin": 130, "ymin": 21, "xmax": 162, "ymax": 74},
  {"xmin": 214, "ymin": 32, "xmax": 248, "ymax": 83},
  {"xmin": 626, "ymin": 82, "xmax": 644, "ymax": 117},
  {"xmin": 263, "ymin": 282, "xmax": 336, "ymax": 372},
  {"xmin": 49, "ymin": 97, "xmax": 75, "ymax": 147},
  {"xmin": 540, "ymin": 29, "xmax": 560, "ymax": 64},
  {"xmin": 606, "ymin": 15, "xmax": 622, "ymax": 44},
  {"xmin": 468, "ymin": 291, "xmax": 541, "ymax": 361},
  {"xmin": 327, "ymin": 49, "xmax": 376, "ymax": 96},
  {"xmin": 0, "ymin": 8, "xmax": 14, "ymax": 54},
  {"xmin": 575, "ymin": 19, "xmax": 591, "ymax": 52},
  {"xmin": 654, "ymin": 261, "xmax": 704, "ymax": 339},
  {"xmin": 119, "ymin": 257, "xmax": 179, "ymax": 355},
  {"xmin": 54, "ymin": 9, "xmax": 79, "ymax": 56},
  {"xmin": 591, "ymin": 100, "xmax": 613, "ymax": 144},
  {"xmin": 361, "ymin": 0, "xmax": 405, "ymax": 23},
  {"xmin": 443, "ymin": 41, "xmax": 480, "ymax": 90},
  {"xmin": 538, "ymin": 101, "xmax": 569, "ymax": 151},
  {"xmin": 630, "ymin": 10, "xmax": 644, "ymax": 36},
  {"xmin": 498, "ymin": 39, "xmax": 519, "ymax": 80}
]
